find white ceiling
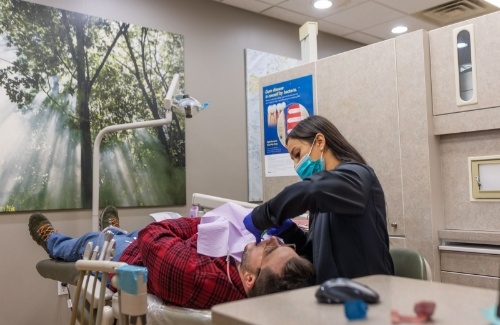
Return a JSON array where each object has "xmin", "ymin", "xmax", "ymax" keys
[{"xmin": 212, "ymin": 0, "xmax": 499, "ymax": 44}]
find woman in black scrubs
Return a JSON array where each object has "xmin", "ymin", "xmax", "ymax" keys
[{"xmin": 244, "ymin": 115, "xmax": 394, "ymax": 283}]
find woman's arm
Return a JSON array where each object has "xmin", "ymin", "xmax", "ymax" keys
[
  {"xmin": 251, "ymin": 163, "xmax": 373, "ymax": 230},
  {"xmin": 279, "ymin": 222, "xmax": 311, "ymax": 257}
]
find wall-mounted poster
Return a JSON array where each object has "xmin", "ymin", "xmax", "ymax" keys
[
  {"xmin": 0, "ymin": 0, "xmax": 185, "ymax": 212},
  {"xmin": 245, "ymin": 49, "xmax": 302, "ymax": 201},
  {"xmin": 263, "ymin": 75, "xmax": 314, "ymax": 177}
]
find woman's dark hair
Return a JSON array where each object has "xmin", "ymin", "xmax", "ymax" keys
[
  {"xmin": 286, "ymin": 115, "xmax": 366, "ymax": 164},
  {"xmin": 247, "ymin": 257, "xmax": 315, "ymax": 298}
]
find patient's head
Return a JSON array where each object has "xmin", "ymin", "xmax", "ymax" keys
[{"xmin": 238, "ymin": 236, "xmax": 315, "ymax": 297}]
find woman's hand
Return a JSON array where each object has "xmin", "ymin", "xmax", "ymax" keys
[
  {"xmin": 265, "ymin": 219, "xmax": 293, "ymax": 236},
  {"xmin": 243, "ymin": 212, "xmax": 262, "ymax": 243}
]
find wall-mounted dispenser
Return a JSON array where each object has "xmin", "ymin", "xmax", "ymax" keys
[
  {"xmin": 469, "ymin": 155, "xmax": 500, "ymax": 200},
  {"xmin": 453, "ymin": 24, "xmax": 478, "ymax": 106}
]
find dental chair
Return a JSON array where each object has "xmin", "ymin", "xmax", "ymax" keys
[
  {"xmin": 35, "ymin": 193, "xmax": 255, "ymax": 325},
  {"xmin": 37, "ymin": 255, "xmax": 212, "ymax": 324},
  {"xmin": 36, "ymin": 237, "xmax": 212, "ymax": 325}
]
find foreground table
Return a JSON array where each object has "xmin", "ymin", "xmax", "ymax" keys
[{"xmin": 212, "ymin": 274, "xmax": 498, "ymax": 324}]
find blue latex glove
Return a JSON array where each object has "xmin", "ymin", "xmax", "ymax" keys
[
  {"xmin": 266, "ymin": 219, "xmax": 293, "ymax": 236},
  {"xmin": 243, "ymin": 212, "xmax": 262, "ymax": 243}
]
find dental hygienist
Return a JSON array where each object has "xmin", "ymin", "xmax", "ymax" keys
[{"xmin": 244, "ymin": 115, "xmax": 394, "ymax": 283}]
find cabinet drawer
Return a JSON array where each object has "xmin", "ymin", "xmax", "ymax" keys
[
  {"xmin": 440, "ymin": 251, "xmax": 498, "ymax": 277},
  {"xmin": 440, "ymin": 271, "xmax": 498, "ymax": 290}
]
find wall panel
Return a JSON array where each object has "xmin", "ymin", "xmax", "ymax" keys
[
  {"xmin": 395, "ymin": 31, "xmax": 444, "ymax": 278},
  {"xmin": 440, "ymin": 129, "xmax": 500, "ymax": 232},
  {"xmin": 316, "ymin": 39, "xmax": 404, "ymax": 236}
]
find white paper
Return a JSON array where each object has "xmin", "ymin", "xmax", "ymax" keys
[{"xmin": 149, "ymin": 211, "xmax": 183, "ymax": 222}]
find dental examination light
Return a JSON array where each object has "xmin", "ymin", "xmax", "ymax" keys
[
  {"xmin": 91, "ymin": 73, "xmax": 207, "ymax": 231},
  {"xmin": 173, "ymin": 94, "xmax": 208, "ymax": 118}
]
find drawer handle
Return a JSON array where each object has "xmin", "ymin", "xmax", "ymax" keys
[{"xmin": 390, "ymin": 223, "xmax": 398, "ymax": 229}]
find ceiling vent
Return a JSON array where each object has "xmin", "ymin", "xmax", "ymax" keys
[{"xmin": 412, "ymin": 0, "xmax": 499, "ymax": 26}]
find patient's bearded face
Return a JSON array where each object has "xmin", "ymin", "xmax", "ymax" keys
[{"xmin": 240, "ymin": 242, "xmax": 257, "ymax": 273}]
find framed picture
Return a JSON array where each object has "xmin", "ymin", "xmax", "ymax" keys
[{"xmin": 0, "ymin": 0, "xmax": 186, "ymax": 211}]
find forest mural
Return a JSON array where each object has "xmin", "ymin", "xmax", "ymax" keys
[{"xmin": 0, "ymin": 0, "xmax": 186, "ymax": 212}]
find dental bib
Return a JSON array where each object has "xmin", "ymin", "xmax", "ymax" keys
[{"xmin": 197, "ymin": 202, "xmax": 255, "ymax": 262}]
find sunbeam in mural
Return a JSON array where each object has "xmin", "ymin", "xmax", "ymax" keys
[{"xmin": 0, "ymin": 0, "xmax": 185, "ymax": 211}]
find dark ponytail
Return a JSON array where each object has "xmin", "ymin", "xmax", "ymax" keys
[{"xmin": 286, "ymin": 115, "xmax": 366, "ymax": 164}]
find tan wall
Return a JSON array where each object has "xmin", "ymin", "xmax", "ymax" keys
[{"xmin": 0, "ymin": 1, "xmax": 362, "ymax": 324}]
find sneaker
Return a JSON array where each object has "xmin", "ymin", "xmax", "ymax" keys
[
  {"xmin": 99, "ymin": 206, "xmax": 120, "ymax": 231},
  {"xmin": 29, "ymin": 212, "xmax": 56, "ymax": 254}
]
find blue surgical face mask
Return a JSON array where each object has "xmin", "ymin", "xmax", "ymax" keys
[{"xmin": 294, "ymin": 139, "xmax": 324, "ymax": 180}]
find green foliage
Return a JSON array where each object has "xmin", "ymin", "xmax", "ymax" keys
[
  {"xmin": 0, "ymin": 205, "xmax": 15, "ymax": 212},
  {"xmin": 0, "ymin": 0, "xmax": 186, "ymax": 210},
  {"xmin": 99, "ymin": 132, "xmax": 186, "ymax": 207},
  {"xmin": 0, "ymin": 1, "xmax": 60, "ymax": 108},
  {"xmin": 94, "ymin": 24, "xmax": 186, "ymax": 166}
]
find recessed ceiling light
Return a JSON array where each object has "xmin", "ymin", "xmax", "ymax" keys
[
  {"xmin": 484, "ymin": 0, "xmax": 500, "ymax": 8},
  {"xmin": 391, "ymin": 26, "xmax": 408, "ymax": 34},
  {"xmin": 314, "ymin": 0, "xmax": 333, "ymax": 9}
]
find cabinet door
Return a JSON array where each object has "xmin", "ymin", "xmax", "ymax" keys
[{"xmin": 430, "ymin": 12, "xmax": 500, "ymax": 115}]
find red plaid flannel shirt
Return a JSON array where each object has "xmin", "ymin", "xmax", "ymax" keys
[{"xmin": 118, "ymin": 217, "xmax": 247, "ymax": 309}]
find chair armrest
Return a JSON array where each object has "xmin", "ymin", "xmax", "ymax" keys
[{"xmin": 36, "ymin": 259, "xmax": 80, "ymax": 286}]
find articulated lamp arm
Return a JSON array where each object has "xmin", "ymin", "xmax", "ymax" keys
[{"xmin": 91, "ymin": 74, "xmax": 179, "ymax": 231}]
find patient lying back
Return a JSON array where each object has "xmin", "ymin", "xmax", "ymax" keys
[{"xmin": 29, "ymin": 206, "xmax": 315, "ymax": 309}]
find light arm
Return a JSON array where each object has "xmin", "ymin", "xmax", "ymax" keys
[{"xmin": 91, "ymin": 74, "xmax": 179, "ymax": 231}]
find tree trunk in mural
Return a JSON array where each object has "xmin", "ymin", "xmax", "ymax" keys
[
  {"xmin": 61, "ymin": 13, "xmax": 127, "ymax": 208},
  {"xmin": 72, "ymin": 16, "xmax": 94, "ymax": 209},
  {"xmin": 123, "ymin": 30, "xmax": 170, "ymax": 156}
]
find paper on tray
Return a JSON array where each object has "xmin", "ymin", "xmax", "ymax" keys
[{"xmin": 197, "ymin": 202, "xmax": 255, "ymax": 262}]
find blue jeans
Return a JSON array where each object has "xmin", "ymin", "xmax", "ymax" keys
[{"xmin": 47, "ymin": 228, "xmax": 140, "ymax": 262}]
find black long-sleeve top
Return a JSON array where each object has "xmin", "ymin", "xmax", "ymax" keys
[{"xmin": 251, "ymin": 161, "xmax": 394, "ymax": 283}]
